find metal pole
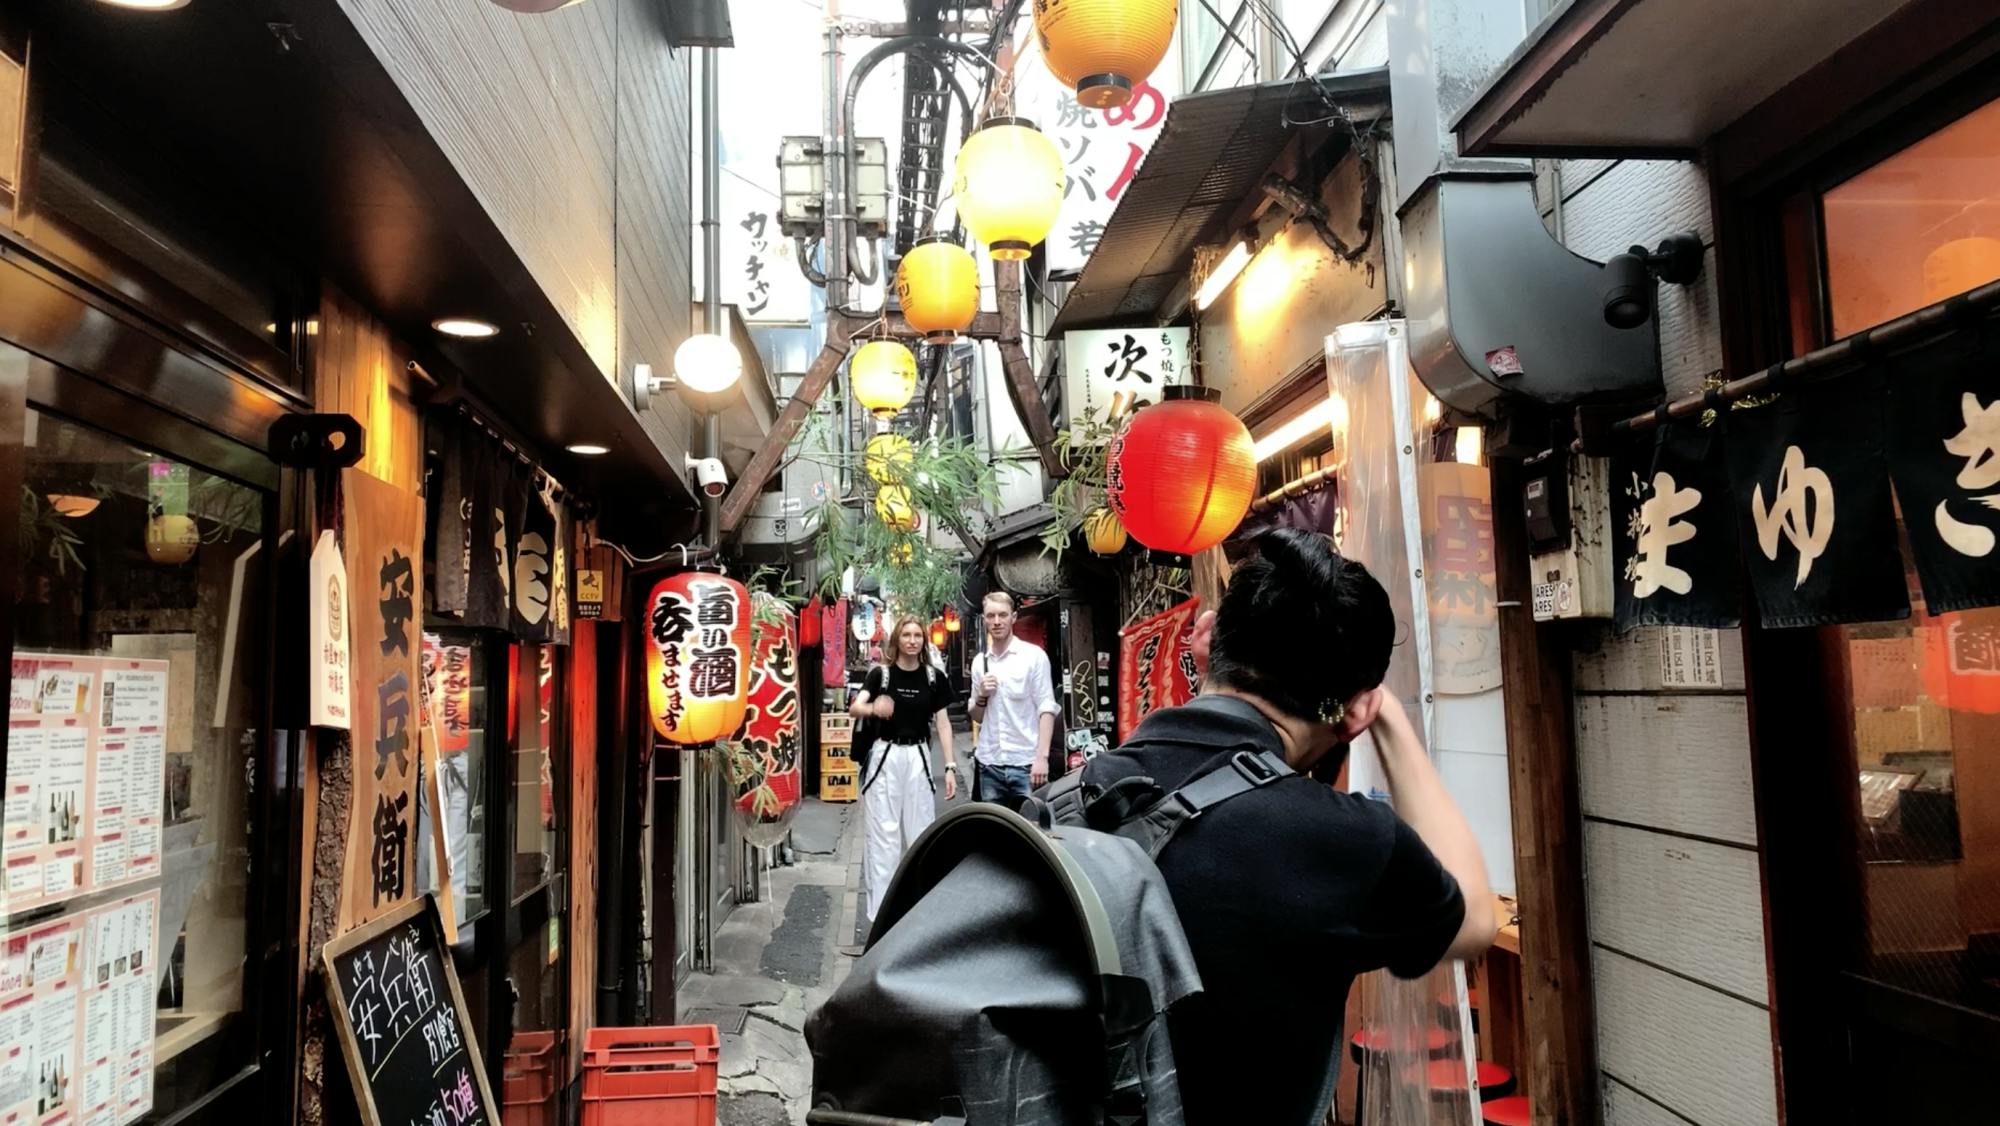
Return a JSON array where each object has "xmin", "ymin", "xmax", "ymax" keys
[{"xmin": 701, "ymin": 45, "xmax": 724, "ymax": 549}]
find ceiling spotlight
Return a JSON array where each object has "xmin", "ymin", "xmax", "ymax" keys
[
  {"xmin": 97, "ymin": 0, "xmax": 192, "ymax": 9},
  {"xmin": 565, "ymin": 443, "xmax": 610, "ymax": 456},
  {"xmin": 432, "ymin": 317, "xmax": 500, "ymax": 339}
]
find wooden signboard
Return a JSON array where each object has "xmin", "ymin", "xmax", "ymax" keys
[{"xmin": 322, "ymin": 895, "xmax": 497, "ymax": 1126}]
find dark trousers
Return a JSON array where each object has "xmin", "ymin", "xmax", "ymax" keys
[{"xmin": 973, "ymin": 760, "xmax": 1032, "ymax": 813}]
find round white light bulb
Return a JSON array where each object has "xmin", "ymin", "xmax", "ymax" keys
[
  {"xmin": 674, "ymin": 333, "xmax": 743, "ymax": 395},
  {"xmin": 433, "ymin": 317, "xmax": 500, "ymax": 339}
]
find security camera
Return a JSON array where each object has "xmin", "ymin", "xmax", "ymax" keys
[
  {"xmin": 686, "ymin": 455, "xmax": 728, "ymax": 497},
  {"xmin": 1602, "ymin": 232, "xmax": 1706, "ymax": 329}
]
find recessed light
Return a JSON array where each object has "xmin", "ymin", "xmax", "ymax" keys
[
  {"xmin": 565, "ymin": 443, "xmax": 610, "ymax": 457},
  {"xmin": 97, "ymin": 0, "xmax": 191, "ymax": 9},
  {"xmin": 432, "ymin": 317, "xmax": 500, "ymax": 339}
]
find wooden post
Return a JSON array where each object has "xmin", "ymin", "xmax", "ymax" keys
[{"xmin": 1489, "ymin": 455, "xmax": 1599, "ymax": 1126}]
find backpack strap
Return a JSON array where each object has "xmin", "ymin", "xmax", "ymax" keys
[{"xmin": 1117, "ymin": 748, "xmax": 1296, "ymax": 861}]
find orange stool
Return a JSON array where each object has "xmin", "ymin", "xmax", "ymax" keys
[
  {"xmin": 1349, "ymin": 1027, "xmax": 1454, "ymax": 1125},
  {"xmin": 1482, "ymin": 1094, "xmax": 1532, "ymax": 1125},
  {"xmin": 1412, "ymin": 1058, "xmax": 1515, "ymax": 1099}
]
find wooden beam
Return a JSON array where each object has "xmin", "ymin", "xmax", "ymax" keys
[
  {"xmin": 995, "ymin": 260, "xmax": 1067, "ymax": 478},
  {"xmin": 719, "ymin": 337, "xmax": 847, "ymax": 533},
  {"xmin": 1489, "ymin": 455, "xmax": 1599, "ymax": 1126}
]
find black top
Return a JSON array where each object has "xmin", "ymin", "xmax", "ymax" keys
[
  {"xmin": 1083, "ymin": 697, "xmax": 1466, "ymax": 1126},
  {"xmin": 868, "ymin": 662, "xmax": 952, "ymax": 744}
]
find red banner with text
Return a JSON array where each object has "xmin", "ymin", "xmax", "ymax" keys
[{"xmin": 1117, "ymin": 598, "xmax": 1200, "ymax": 741}]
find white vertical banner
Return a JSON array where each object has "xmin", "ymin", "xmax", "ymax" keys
[{"xmin": 1013, "ymin": 28, "xmax": 1180, "ymax": 275}]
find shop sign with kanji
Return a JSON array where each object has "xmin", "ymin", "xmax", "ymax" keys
[{"xmin": 1061, "ymin": 326, "xmax": 1190, "ymax": 429}]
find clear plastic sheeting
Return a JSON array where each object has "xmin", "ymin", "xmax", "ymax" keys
[{"xmin": 1324, "ymin": 321, "xmax": 1481, "ymax": 1126}]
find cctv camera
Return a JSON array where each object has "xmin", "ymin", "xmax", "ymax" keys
[
  {"xmin": 686, "ymin": 455, "xmax": 728, "ymax": 498},
  {"xmin": 1602, "ymin": 250, "xmax": 1651, "ymax": 330}
]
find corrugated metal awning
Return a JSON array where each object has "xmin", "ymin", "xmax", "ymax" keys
[{"xmin": 1050, "ymin": 69, "xmax": 1391, "ymax": 336}]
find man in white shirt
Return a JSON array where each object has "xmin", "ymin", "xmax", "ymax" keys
[{"xmin": 966, "ymin": 591, "xmax": 1059, "ymax": 811}]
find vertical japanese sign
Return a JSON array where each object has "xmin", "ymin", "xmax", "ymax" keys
[
  {"xmin": 1420, "ymin": 462, "xmax": 1502, "ymax": 695},
  {"xmin": 822, "ymin": 598, "xmax": 848, "ymax": 686},
  {"xmin": 1062, "ymin": 326, "xmax": 1189, "ymax": 428},
  {"xmin": 1016, "ymin": 35, "xmax": 1178, "ymax": 275},
  {"xmin": 1117, "ymin": 598, "xmax": 1201, "ymax": 740},
  {"xmin": 309, "ymin": 530, "xmax": 352, "ymax": 729},
  {"xmin": 341, "ymin": 471, "xmax": 425, "ymax": 932},
  {"xmin": 717, "ymin": 164, "xmax": 814, "ymax": 324}
]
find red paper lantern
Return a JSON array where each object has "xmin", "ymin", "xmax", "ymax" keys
[
  {"xmin": 1107, "ymin": 386, "xmax": 1256, "ymax": 556},
  {"xmin": 737, "ymin": 593, "xmax": 803, "ymax": 846},
  {"xmin": 644, "ymin": 572, "xmax": 752, "ymax": 745},
  {"xmin": 799, "ymin": 595, "xmax": 824, "ymax": 647},
  {"xmin": 929, "ymin": 620, "xmax": 948, "ymax": 647},
  {"xmin": 943, "ymin": 604, "xmax": 961, "ymax": 632}
]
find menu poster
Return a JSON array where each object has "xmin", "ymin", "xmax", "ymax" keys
[
  {"xmin": 1, "ymin": 656, "xmax": 170, "ymax": 914},
  {"xmin": 0, "ymin": 909, "xmax": 86, "ymax": 1126},
  {"xmin": 322, "ymin": 895, "xmax": 497, "ymax": 1126}
]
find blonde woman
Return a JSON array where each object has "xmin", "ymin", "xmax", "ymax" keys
[{"xmin": 849, "ymin": 616, "xmax": 960, "ymax": 923}]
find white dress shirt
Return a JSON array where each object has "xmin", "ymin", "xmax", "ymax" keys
[{"xmin": 972, "ymin": 639, "xmax": 1059, "ymax": 767}]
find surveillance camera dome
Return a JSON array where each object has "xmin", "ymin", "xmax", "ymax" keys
[{"xmin": 1602, "ymin": 250, "xmax": 1652, "ymax": 330}]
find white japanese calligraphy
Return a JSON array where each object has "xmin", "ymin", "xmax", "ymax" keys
[
  {"xmin": 1751, "ymin": 445, "xmax": 1834, "ymax": 587},
  {"xmin": 1630, "ymin": 471, "xmax": 1702, "ymax": 598}
]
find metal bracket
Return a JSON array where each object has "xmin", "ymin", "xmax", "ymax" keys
[{"xmin": 268, "ymin": 413, "xmax": 364, "ymax": 470}]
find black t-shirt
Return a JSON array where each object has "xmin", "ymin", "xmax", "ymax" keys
[
  {"xmin": 868, "ymin": 663, "xmax": 952, "ymax": 744},
  {"xmin": 1081, "ymin": 697, "xmax": 1466, "ymax": 1126}
]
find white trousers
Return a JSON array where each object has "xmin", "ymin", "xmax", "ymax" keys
[{"xmin": 862, "ymin": 740, "xmax": 936, "ymax": 923}]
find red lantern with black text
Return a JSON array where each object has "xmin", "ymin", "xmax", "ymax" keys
[
  {"xmin": 645, "ymin": 572, "xmax": 752, "ymax": 744},
  {"xmin": 1107, "ymin": 385, "xmax": 1256, "ymax": 557},
  {"xmin": 735, "ymin": 593, "xmax": 803, "ymax": 845}
]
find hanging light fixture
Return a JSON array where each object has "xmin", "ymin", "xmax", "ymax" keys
[
  {"xmin": 929, "ymin": 620, "xmax": 949, "ymax": 648},
  {"xmin": 644, "ymin": 572, "xmax": 753, "ymax": 745},
  {"xmin": 943, "ymin": 604, "xmax": 961, "ymax": 632},
  {"xmin": 1108, "ymin": 386, "xmax": 1256, "ymax": 558},
  {"xmin": 851, "ymin": 340, "xmax": 918, "ymax": 419},
  {"xmin": 876, "ymin": 485, "xmax": 920, "ymax": 532},
  {"xmin": 896, "ymin": 235, "xmax": 980, "ymax": 343},
  {"xmin": 863, "ymin": 432, "xmax": 916, "ymax": 484},
  {"xmin": 145, "ymin": 514, "xmax": 200, "ymax": 565},
  {"xmin": 674, "ymin": 332, "xmax": 744, "ymax": 395},
  {"xmin": 1034, "ymin": 0, "xmax": 1177, "ymax": 109},
  {"xmin": 1083, "ymin": 507, "xmax": 1129, "ymax": 555},
  {"xmin": 46, "ymin": 494, "xmax": 100, "ymax": 518},
  {"xmin": 954, "ymin": 118, "xmax": 1064, "ymax": 262}
]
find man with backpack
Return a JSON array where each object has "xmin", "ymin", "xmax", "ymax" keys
[{"xmin": 1079, "ymin": 528, "xmax": 1497, "ymax": 1124}]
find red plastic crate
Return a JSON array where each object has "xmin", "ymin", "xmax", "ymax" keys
[
  {"xmin": 581, "ymin": 1025, "xmax": 720, "ymax": 1126},
  {"xmin": 503, "ymin": 1031, "xmax": 562, "ymax": 1126}
]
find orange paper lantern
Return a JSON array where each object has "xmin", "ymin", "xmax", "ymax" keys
[
  {"xmin": 929, "ymin": 620, "xmax": 948, "ymax": 648},
  {"xmin": 943, "ymin": 604, "xmax": 961, "ymax": 632},
  {"xmin": 1107, "ymin": 386, "xmax": 1256, "ymax": 557},
  {"xmin": 645, "ymin": 572, "xmax": 753, "ymax": 745},
  {"xmin": 1034, "ymin": 0, "xmax": 1178, "ymax": 109}
]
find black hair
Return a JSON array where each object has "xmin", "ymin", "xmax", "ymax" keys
[{"xmin": 1206, "ymin": 528, "xmax": 1395, "ymax": 723}]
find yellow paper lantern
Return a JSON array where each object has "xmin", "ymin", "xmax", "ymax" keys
[
  {"xmin": 145, "ymin": 514, "xmax": 199, "ymax": 564},
  {"xmin": 851, "ymin": 340, "xmax": 918, "ymax": 419},
  {"xmin": 892, "ymin": 540, "xmax": 916, "ymax": 565},
  {"xmin": 1083, "ymin": 507, "xmax": 1129, "ymax": 556},
  {"xmin": 896, "ymin": 235, "xmax": 980, "ymax": 343},
  {"xmin": 954, "ymin": 118, "xmax": 1063, "ymax": 262},
  {"xmin": 876, "ymin": 485, "xmax": 920, "ymax": 532},
  {"xmin": 864, "ymin": 433, "xmax": 915, "ymax": 485},
  {"xmin": 645, "ymin": 573, "xmax": 753, "ymax": 745},
  {"xmin": 1035, "ymin": 0, "xmax": 1178, "ymax": 110}
]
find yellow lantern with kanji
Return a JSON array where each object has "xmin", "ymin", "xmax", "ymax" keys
[
  {"xmin": 644, "ymin": 572, "xmax": 752, "ymax": 745},
  {"xmin": 1034, "ymin": 0, "xmax": 1178, "ymax": 110},
  {"xmin": 864, "ymin": 433, "xmax": 915, "ymax": 484},
  {"xmin": 1083, "ymin": 507, "xmax": 1129, "ymax": 555},
  {"xmin": 852, "ymin": 340, "xmax": 918, "ymax": 419},
  {"xmin": 954, "ymin": 118, "xmax": 1063, "ymax": 262},
  {"xmin": 876, "ymin": 485, "xmax": 920, "ymax": 532},
  {"xmin": 896, "ymin": 235, "xmax": 980, "ymax": 343}
]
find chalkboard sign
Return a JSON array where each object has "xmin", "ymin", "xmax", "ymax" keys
[{"xmin": 322, "ymin": 895, "xmax": 499, "ymax": 1126}]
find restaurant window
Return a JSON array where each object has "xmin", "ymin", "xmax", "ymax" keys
[
  {"xmin": 1783, "ymin": 89, "xmax": 2000, "ymax": 1019},
  {"xmin": 6, "ymin": 398, "xmax": 270, "ymax": 1122}
]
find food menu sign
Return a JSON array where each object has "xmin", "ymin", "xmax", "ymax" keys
[
  {"xmin": 0, "ymin": 889, "xmax": 160, "ymax": 1126},
  {"xmin": 5, "ymin": 656, "xmax": 168, "ymax": 914},
  {"xmin": 323, "ymin": 896, "xmax": 497, "ymax": 1126}
]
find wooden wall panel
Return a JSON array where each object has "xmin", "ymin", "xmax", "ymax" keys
[
  {"xmin": 1585, "ymin": 821, "xmax": 1769, "ymax": 1002},
  {"xmin": 1575, "ymin": 694, "xmax": 1758, "ymax": 845},
  {"xmin": 316, "ymin": 286, "xmax": 420, "ymax": 491},
  {"xmin": 567, "ymin": 619, "xmax": 600, "ymax": 1080},
  {"xmin": 1592, "ymin": 950, "xmax": 1777, "ymax": 1126}
]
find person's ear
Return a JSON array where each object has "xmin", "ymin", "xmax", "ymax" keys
[
  {"xmin": 1190, "ymin": 611, "xmax": 1218, "ymax": 676},
  {"xmin": 1338, "ymin": 686, "xmax": 1383, "ymax": 742}
]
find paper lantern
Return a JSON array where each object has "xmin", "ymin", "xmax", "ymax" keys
[
  {"xmin": 929, "ymin": 620, "xmax": 949, "ymax": 647},
  {"xmin": 876, "ymin": 485, "xmax": 920, "ymax": 532},
  {"xmin": 943, "ymin": 604, "xmax": 961, "ymax": 632},
  {"xmin": 145, "ymin": 514, "xmax": 199, "ymax": 564},
  {"xmin": 799, "ymin": 595, "xmax": 824, "ymax": 647},
  {"xmin": 851, "ymin": 599, "xmax": 880, "ymax": 643},
  {"xmin": 1084, "ymin": 507, "xmax": 1129, "ymax": 555},
  {"xmin": 852, "ymin": 340, "xmax": 918, "ymax": 419},
  {"xmin": 734, "ymin": 593, "xmax": 803, "ymax": 846},
  {"xmin": 1034, "ymin": 0, "xmax": 1177, "ymax": 109},
  {"xmin": 644, "ymin": 572, "xmax": 752, "ymax": 745},
  {"xmin": 1107, "ymin": 386, "xmax": 1256, "ymax": 557},
  {"xmin": 864, "ymin": 432, "xmax": 915, "ymax": 484},
  {"xmin": 954, "ymin": 118, "xmax": 1063, "ymax": 262},
  {"xmin": 892, "ymin": 540, "xmax": 916, "ymax": 564},
  {"xmin": 896, "ymin": 235, "xmax": 979, "ymax": 343}
]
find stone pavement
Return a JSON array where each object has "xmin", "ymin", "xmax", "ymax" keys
[{"xmin": 675, "ymin": 726, "xmax": 971, "ymax": 1125}]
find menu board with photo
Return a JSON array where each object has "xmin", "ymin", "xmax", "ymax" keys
[
  {"xmin": 0, "ymin": 890, "xmax": 157, "ymax": 1126},
  {"xmin": 4, "ymin": 656, "xmax": 170, "ymax": 915}
]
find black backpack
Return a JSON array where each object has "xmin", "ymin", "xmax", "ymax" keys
[{"xmin": 806, "ymin": 696, "xmax": 1301, "ymax": 1126}]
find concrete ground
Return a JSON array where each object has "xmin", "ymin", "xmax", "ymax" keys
[{"xmin": 679, "ymin": 722, "xmax": 970, "ymax": 1126}]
